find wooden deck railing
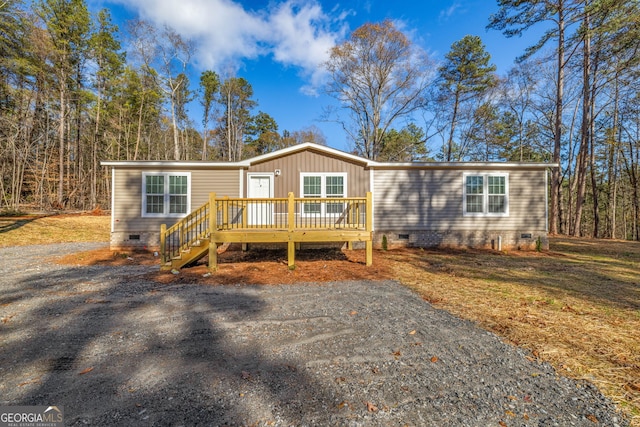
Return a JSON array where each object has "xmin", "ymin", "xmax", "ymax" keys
[
  {"xmin": 161, "ymin": 192, "xmax": 373, "ymax": 270},
  {"xmin": 213, "ymin": 195, "xmax": 368, "ymax": 230},
  {"xmin": 160, "ymin": 200, "xmax": 210, "ymax": 264}
]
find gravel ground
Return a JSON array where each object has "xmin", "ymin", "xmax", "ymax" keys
[{"xmin": 0, "ymin": 243, "xmax": 628, "ymax": 426}]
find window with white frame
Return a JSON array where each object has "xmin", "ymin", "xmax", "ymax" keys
[
  {"xmin": 142, "ymin": 172, "xmax": 191, "ymax": 217},
  {"xmin": 301, "ymin": 173, "xmax": 346, "ymax": 215},
  {"xmin": 463, "ymin": 173, "xmax": 508, "ymax": 216}
]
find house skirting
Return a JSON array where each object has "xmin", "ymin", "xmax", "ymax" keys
[
  {"xmin": 110, "ymin": 231, "xmax": 160, "ymax": 251},
  {"xmin": 111, "ymin": 229, "xmax": 549, "ymax": 252},
  {"xmin": 373, "ymin": 230, "xmax": 549, "ymax": 251}
]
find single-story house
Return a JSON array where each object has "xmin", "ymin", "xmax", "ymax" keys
[{"xmin": 101, "ymin": 142, "xmax": 556, "ymax": 259}]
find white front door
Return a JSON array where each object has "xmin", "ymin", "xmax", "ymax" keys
[{"xmin": 247, "ymin": 174, "xmax": 273, "ymax": 225}]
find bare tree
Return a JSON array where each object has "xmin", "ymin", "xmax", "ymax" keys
[
  {"xmin": 324, "ymin": 20, "xmax": 434, "ymax": 160},
  {"xmin": 129, "ymin": 20, "xmax": 193, "ymax": 160}
]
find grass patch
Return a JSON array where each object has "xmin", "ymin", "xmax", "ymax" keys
[
  {"xmin": 382, "ymin": 238, "xmax": 640, "ymax": 426},
  {"xmin": 0, "ymin": 213, "xmax": 110, "ymax": 248}
]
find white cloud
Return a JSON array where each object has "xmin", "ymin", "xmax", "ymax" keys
[
  {"xmin": 268, "ymin": 1, "xmax": 347, "ymax": 94},
  {"xmin": 438, "ymin": 2, "xmax": 461, "ymax": 21},
  {"xmin": 115, "ymin": 0, "xmax": 347, "ymax": 94}
]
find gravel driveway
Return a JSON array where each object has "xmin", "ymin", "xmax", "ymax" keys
[{"xmin": 0, "ymin": 243, "xmax": 627, "ymax": 426}]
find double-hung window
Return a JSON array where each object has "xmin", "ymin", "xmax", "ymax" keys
[
  {"xmin": 301, "ymin": 173, "xmax": 347, "ymax": 216},
  {"xmin": 142, "ymin": 172, "xmax": 191, "ymax": 217},
  {"xmin": 463, "ymin": 173, "xmax": 508, "ymax": 216}
]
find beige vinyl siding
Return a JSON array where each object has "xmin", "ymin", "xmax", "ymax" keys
[
  {"xmin": 373, "ymin": 168, "xmax": 547, "ymax": 231},
  {"xmin": 112, "ymin": 167, "xmax": 241, "ymax": 233},
  {"xmin": 248, "ymin": 149, "xmax": 370, "ymax": 197}
]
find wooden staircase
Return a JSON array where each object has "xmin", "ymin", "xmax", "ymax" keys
[
  {"xmin": 166, "ymin": 238, "xmax": 210, "ymax": 270},
  {"xmin": 160, "ymin": 200, "xmax": 212, "ymax": 271}
]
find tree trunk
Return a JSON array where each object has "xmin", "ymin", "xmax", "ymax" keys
[
  {"xmin": 202, "ymin": 123, "xmax": 208, "ymax": 160},
  {"xmin": 446, "ymin": 90, "xmax": 461, "ymax": 162},
  {"xmin": 631, "ymin": 140, "xmax": 640, "ymax": 240},
  {"xmin": 170, "ymin": 95, "xmax": 180, "ymax": 160},
  {"xmin": 588, "ymin": 50, "xmax": 600, "ymax": 238},
  {"xmin": 550, "ymin": 2, "xmax": 565, "ymax": 235},
  {"xmin": 134, "ymin": 94, "xmax": 145, "ymax": 161},
  {"xmin": 58, "ymin": 79, "xmax": 66, "ymax": 207},
  {"xmin": 572, "ymin": 10, "xmax": 591, "ymax": 237},
  {"xmin": 226, "ymin": 90, "xmax": 233, "ymax": 161}
]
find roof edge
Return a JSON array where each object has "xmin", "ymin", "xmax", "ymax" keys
[
  {"xmin": 370, "ymin": 162, "xmax": 560, "ymax": 169},
  {"xmin": 246, "ymin": 142, "xmax": 372, "ymax": 166},
  {"xmin": 100, "ymin": 160, "xmax": 249, "ymax": 168}
]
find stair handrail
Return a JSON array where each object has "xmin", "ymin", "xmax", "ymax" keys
[{"xmin": 160, "ymin": 200, "xmax": 210, "ymax": 264}]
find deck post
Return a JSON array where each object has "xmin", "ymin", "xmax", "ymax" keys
[
  {"xmin": 160, "ymin": 224, "xmax": 166, "ymax": 264},
  {"xmin": 208, "ymin": 192, "xmax": 218, "ymax": 271},
  {"xmin": 288, "ymin": 241, "xmax": 295, "ymax": 269},
  {"xmin": 365, "ymin": 192, "xmax": 373, "ymax": 266},
  {"xmin": 287, "ymin": 192, "xmax": 295, "ymax": 268},
  {"xmin": 179, "ymin": 222, "xmax": 185, "ymax": 252}
]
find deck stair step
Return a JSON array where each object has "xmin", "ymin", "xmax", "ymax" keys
[{"xmin": 162, "ymin": 238, "xmax": 210, "ymax": 270}]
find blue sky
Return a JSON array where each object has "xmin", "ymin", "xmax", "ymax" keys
[{"xmin": 98, "ymin": 0, "xmax": 542, "ymax": 153}]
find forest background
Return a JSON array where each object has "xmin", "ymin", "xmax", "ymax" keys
[{"xmin": 1, "ymin": 0, "xmax": 639, "ymax": 241}]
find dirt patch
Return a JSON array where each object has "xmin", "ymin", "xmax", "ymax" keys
[
  {"xmin": 56, "ymin": 247, "xmax": 159, "ymax": 267},
  {"xmin": 56, "ymin": 246, "xmax": 395, "ymax": 285}
]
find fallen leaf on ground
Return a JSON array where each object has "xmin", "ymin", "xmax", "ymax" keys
[
  {"xmin": 18, "ymin": 378, "xmax": 41, "ymax": 387},
  {"xmin": 79, "ymin": 367, "xmax": 94, "ymax": 375},
  {"xmin": 625, "ymin": 382, "xmax": 640, "ymax": 392},
  {"xmin": 85, "ymin": 298, "xmax": 109, "ymax": 304},
  {"xmin": 430, "ymin": 356, "xmax": 438, "ymax": 363},
  {"xmin": 587, "ymin": 414, "xmax": 598, "ymax": 423},
  {"xmin": 365, "ymin": 401, "xmax": 378, "ymax": 412},
  {"xmin": 409, "ymin": 330, "xmax": 416, "ymax": 335}
]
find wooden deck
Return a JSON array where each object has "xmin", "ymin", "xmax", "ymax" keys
[{"xmin": 161, "ymin": 192, "xmax": 373, "ymax": 271}]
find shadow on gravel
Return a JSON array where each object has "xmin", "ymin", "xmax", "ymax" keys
[{"xmin": 0, "ymin": 266, "xmax": 339, "ymax": 425}]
